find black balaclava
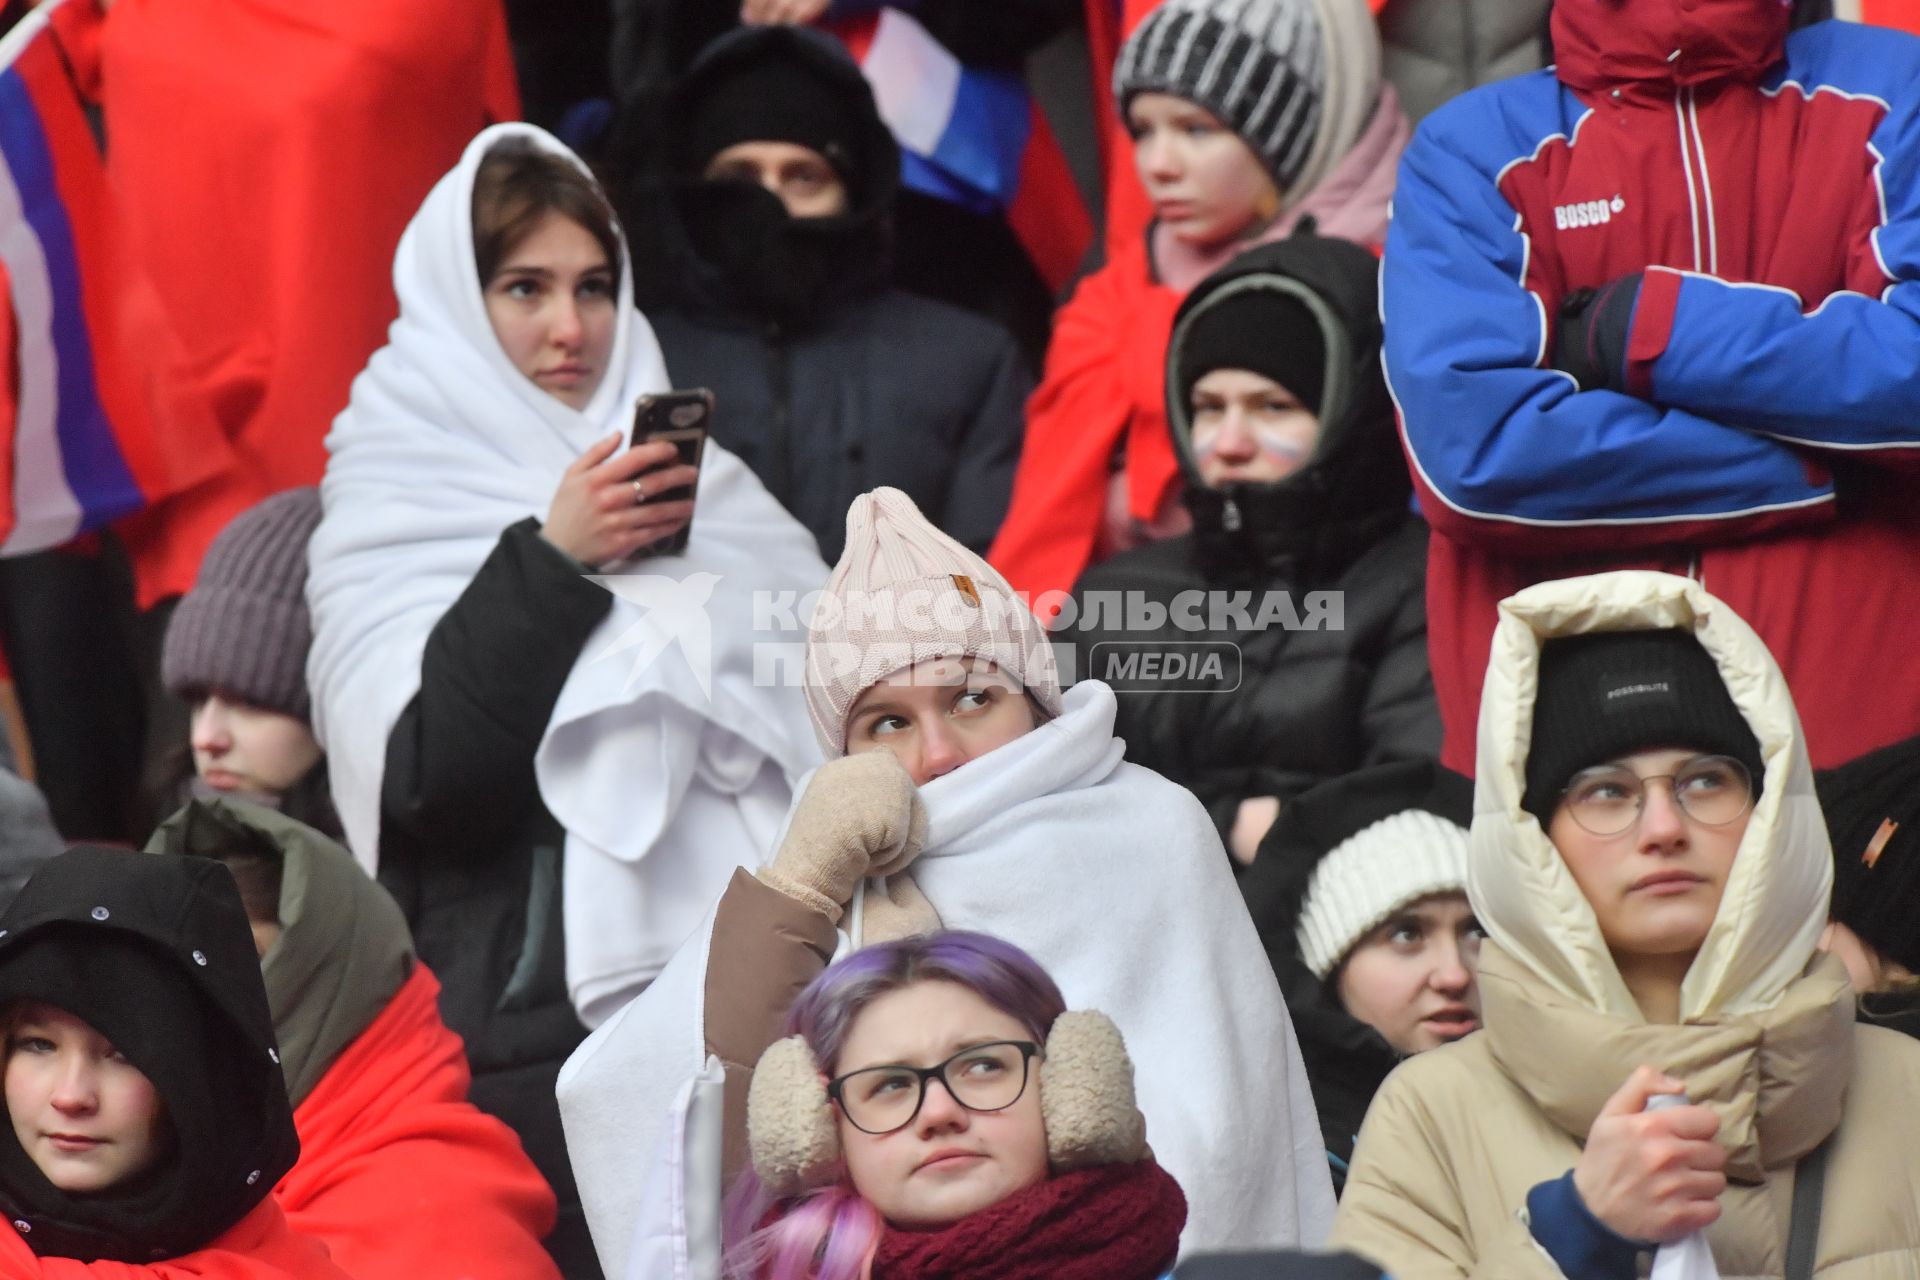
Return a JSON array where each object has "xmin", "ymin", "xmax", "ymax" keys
[
  {"xmin": 1166, "ymin": 231, "xmax": 1410, "ymax": 583},
  {"xmin": 1521, "ymin": 629, "xmax": 1766, "ymax": 824},
  {"xmin": 675, "ymin": 54, "xmax": 867, "ymax": 192},
  {"xmin": 0, "ymin": 847, "xmax": 297, "ymax": 1262},
  {"xmin": 647, "ymin": 25, "xmax": 901, "ymax": 329}
]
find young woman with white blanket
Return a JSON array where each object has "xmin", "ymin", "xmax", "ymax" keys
[
  {"xmin": 557, "ymin": 488, "xmax": 1335, "ymax": 1277},
  {"xmin": 305, "ymin": 123, "xmax": 826, "ymax": 1273}
]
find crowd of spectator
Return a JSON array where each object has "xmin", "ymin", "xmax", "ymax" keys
[{"xmin": 0, "ymin": 0, "xmax": 1915, "ymax": 1277}]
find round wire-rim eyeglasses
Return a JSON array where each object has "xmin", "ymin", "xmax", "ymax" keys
[{"xmin": 1557, "ymin": 753, "xmax": 1755, "ymax": 837}]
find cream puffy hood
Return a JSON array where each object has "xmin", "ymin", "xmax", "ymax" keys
[{"xmin": 1468, "ymin": 570, "xmax": 1832, "ymax": 1024}]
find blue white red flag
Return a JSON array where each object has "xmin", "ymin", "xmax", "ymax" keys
[
  {"xmin": 836, "ymin": 8, "xmax": 1093, "ymax": 292},
  {"xmin": 0, "ymin": 0, "xmax": 222, "ymax": 554}
]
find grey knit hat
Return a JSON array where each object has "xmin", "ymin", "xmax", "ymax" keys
[
  {"xmin": 163, "ymin": 487, "xmax": 323, "ymax": 722},
  {"xmin": 1113, "ymin": 0, "xmax": 1327, "ymax": 188}
]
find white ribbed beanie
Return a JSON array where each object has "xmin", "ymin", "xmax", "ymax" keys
[
  {"xmin": 804, "ymin": 488, "xmax": 1063, "ymax": 756},
  {"xmin": 1296, "ymin": 808, "xmax": 1470, "ymax": 979}
]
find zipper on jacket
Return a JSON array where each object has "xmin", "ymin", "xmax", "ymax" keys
[{"xmin": 1223, "ymin": 495, "xmax": 1243, "ymax": 532}]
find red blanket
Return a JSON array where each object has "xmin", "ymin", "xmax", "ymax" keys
[
  {"xmin": 276, "ymin": 966, "xmax": 560, "ymax": 1280},
  {"xmin": 0, "ymin": 1200, "xmax": 346, "ymax": 1279},
  {"xmin": 92, "ymin": 0, "xmax": 519, "ymax": 604}
]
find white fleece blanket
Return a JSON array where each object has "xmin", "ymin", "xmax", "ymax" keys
[
  {"xmin": 306, "ymin": 123, "xmax": 825, "ymax": 1026},
  {"xmin": 558, "ymin": 680, "xmax": 1336, "ymax": 1277}
]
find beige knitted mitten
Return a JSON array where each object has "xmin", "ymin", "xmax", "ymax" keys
[
  {"xmin": 860, "ymin": 873, "xmax": 943, "ymax": 943},
  {"xmin": 757, "ymin": 750, "xmax": 928, "ymax": 923}
]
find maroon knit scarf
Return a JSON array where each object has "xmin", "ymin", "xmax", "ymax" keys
[{"xmin": 871, "ymin": 1160, "xmax": 1187, "ymax": 1280}]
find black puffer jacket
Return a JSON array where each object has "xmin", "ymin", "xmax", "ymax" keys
[
  {"xmin": 619, "ymin": 27, "xmax": 1028, "ymax": 560},
  {"xmin": 379, "ymin": 518, "xmax": 607, "ymax": 1278},
  {"xmin": 1236, "ymin": 761, "xmax": 1474, "ymax": 1194},
  {"xmin": 1066, "ymin": 236, "xmax": 1440, "ymax": 843},
  {"xmin": 0, "ymin": 846, "xmax": 300, "ymax": 1261}
]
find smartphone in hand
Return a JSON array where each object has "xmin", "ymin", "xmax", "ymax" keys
[{"xmin": 629, "ymin": 389, "xmax": 712, "ymax": 556}]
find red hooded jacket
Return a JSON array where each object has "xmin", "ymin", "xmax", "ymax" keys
[{"xmin": 275, "ymin": 967, "xmax": 561, "ymax": 1280}]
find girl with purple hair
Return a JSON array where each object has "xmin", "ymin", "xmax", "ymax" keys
[
  {"xmin": 559, "ymin": 489, "xmax": 1331, "ymax": 1275},
  {"xmin": 725, "ymin": 930, "xmax": 1185, "ymax": 1279}
]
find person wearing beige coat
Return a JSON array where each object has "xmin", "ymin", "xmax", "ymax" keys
[{"xmin": 1330, "ymin": 569, "xmax": 1920, "ymax": 1280}]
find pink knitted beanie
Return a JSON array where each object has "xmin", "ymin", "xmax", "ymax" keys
[{"xmin": 804, "ymin": 489, "xmax": 1062, "ymax": 755}]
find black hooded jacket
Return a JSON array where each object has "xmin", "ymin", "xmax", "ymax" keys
[
  {"xmin": 615, "ymin": 26, "xmax": 1028, "ymax": 561},
  {"xmin": 1066, "ymin": 236, "xmax": 1440, "ymax": 843},
  {"xmin": 1236, "ymin": 761, "xmax": 1475, "ymax": 1193},
  {"xmin": 0, "ymin": 847, "xmax": 299, "ymax": 1262}
]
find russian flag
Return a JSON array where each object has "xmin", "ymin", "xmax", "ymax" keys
[
  {"xmin": 0, "ymin": 0, "xmax": 224, "ymax": 555},
  {"xmin": 836, "ymin": 8, "xmax": 1094, "ymax": 293}
]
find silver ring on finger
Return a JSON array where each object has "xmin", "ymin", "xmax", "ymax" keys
[{"xmin": 631, "ymin": 477, "xmax": 647, "ymax": 505}]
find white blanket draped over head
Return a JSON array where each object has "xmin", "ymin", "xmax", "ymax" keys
[
  {"xmin": 558, "ymin": 680, "xmax": 1336, "ymax": 1278},
  {"xmin": 306, "ymin": 122, "xmax": 826, "ymax": 1027}
]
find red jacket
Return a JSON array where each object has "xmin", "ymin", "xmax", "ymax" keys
[
  {"xmin": 1384, "ymin": 1, "xmax": 1920, "ymax": 773},
  {"xmin": 0, "ymin": 1200, "xmax": 346, "ymax": 1280},
  {"xmin": 276, "ymin": 966, "xmax": 561, "ymax": 1280},
  {"xmin": 93, "ymin": 0, "xmax": 519, "ymax": 605},
  {"xmin": 986, "ymin": 236, "xmax": 1185, "ymax": 609}
]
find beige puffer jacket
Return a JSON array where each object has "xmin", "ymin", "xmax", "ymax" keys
[{"xmin": 1329, "ymin": 571, "xmax": 1920, "ymax": 1280}]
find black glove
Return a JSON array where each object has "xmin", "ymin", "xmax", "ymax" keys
[{"xmin": 1553, "ymin": 272, "xmax": 1643, "ymax": 393}]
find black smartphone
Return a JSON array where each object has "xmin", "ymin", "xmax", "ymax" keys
[{"xmin": 629, "ymin": 389, "xmax": 712, "ymax": 556}]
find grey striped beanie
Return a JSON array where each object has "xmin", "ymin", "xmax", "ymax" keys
[
  {"xmin": 163, "ymin": 486, "xmax": 323, "ymax": 722},
  {"xmin": 1114, "ymin": 0, "xmax": 1326, "ymax": 189}
]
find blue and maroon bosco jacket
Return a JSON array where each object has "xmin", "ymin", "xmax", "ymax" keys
[{"xmin": 1384, "ymin": 0, "xmax": 1920, "ymax": 773}]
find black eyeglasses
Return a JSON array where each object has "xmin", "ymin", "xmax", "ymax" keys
[
  {"xmin": 826, "ymin": 1040, "xmax": 1040, "ymax": 1135},
  {"xmin": 1558, "ymin": 754, "xmax": 1754, "ymax": 837}
]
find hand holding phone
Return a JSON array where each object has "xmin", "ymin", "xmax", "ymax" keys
[
  {"xmin": 628, "ymin": 390, "xmax": 712, "ymax": 556},
  {"xmin": 539, "ymin": 389, "xmax": 712, "ymax": 567}
]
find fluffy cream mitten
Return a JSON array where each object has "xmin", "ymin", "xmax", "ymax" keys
[{"xmin": 758, "ymin": 750, "xmax": 928, "ymax": 923}]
